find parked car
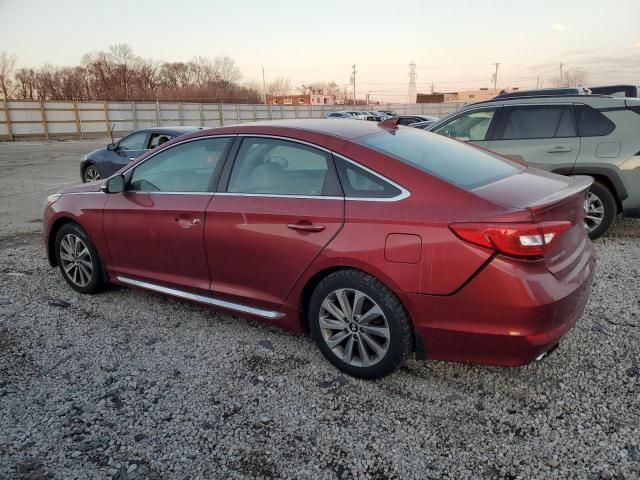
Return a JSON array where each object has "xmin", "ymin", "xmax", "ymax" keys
[
  {"xmin": 325, "ymin": 111, "xmax": 357, "ymax": 119},
  {"xmin": 44, "ymin": 120, "xmax": 595, "ymax": 379},
  {"xmin": 396, "ymin": 114, "xmax": 439, "ymax": 126},
  {"xmin": 374, "ymin": 111, "xmax": 393, "ymax": 120},
  {"xmin": 345, "ymin": 111, "xmax": 374, "ymax": 121},
  {"xmin": 378, "ymin": 110, "xmax": 397, "ymax": 116},
  {"xmin": 80, "ymin": 127, "xmax": 202, "ymax": 182},
  {"xmin": 428, "ymin": 94, "xmax": 640, "ymax": 239},
  {"xmin": 409, "ymin": 120, "xmax": 438, "ymax": 130}
]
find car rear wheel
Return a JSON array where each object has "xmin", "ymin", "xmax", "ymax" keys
[
  {"xmin": 83, "ymin": 165, "xmax": 101, "ymax": 183},
  {"xmin": 585, "ymin": 181, "xmax": 616, "ymax": 240},
  {"xmin": 309, "ymin": 270, "xmax": 412, "ymax": 379},
  {"xmin": 55, "ymin": 223, "xmax": 104, "ymax": 294}
]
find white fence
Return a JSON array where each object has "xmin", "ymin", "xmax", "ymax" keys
[{"xmin": 0, "ymin": 100, "xmax": 468, "ymax": 140}]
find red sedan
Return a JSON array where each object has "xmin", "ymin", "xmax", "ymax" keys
[{"xmin": 43, "ymin": 119, "xmax": 595, "ymax": 378}]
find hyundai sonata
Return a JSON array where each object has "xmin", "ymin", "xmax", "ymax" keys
[{"xmin": 43, "ymin": 119, "xmax": 595, "ymax": 378}]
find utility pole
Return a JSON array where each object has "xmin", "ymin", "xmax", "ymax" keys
[
  {"xmin": 536, "ymin": 76, "xmax": 540, "ymax": 89},
  {"xmin": 407, "ymin": 61, "xmax": 417, "ymax": 104},
  {"xmin": 261, "ymin": 65, "xmax": 266, "ymax": 103},
  {"xmin": 351, "ymin": 64, "xmax": 357, "ymax": 106},
  {"xmin": 431, "ymin": 81, "xmax": 434, "ymax": 94},
  {"xmin": 559, "ymin": 63, "xmax": 564, "ymax": 85},
  {"xmin": 492, "ymin": 62, "xmax": 501, "ymax": 90}
]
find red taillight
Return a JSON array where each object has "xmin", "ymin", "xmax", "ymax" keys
[{"xmin": 449, "ymin": 221, "xmax": 572, "ymax": 258}]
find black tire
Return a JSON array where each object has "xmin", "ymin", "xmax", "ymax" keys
[
  {"xmin": 54, "ymin": 223, "xmax": 104, "ymax": 294},
  {"xmin": 586, "ymin": 181, "xmax": 617, "ymax": 240},
  {"xmin": 82, "ymin": 164, "xmax": 101, "ymax": 183},
  {"xmin": 309, "ymin": 269, "xmax": 413, "ymax": 379}
]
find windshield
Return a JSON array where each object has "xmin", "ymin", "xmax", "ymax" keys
[{"xmin": 356, "ymin": 127, "xmax": 524, "ymax": 190}]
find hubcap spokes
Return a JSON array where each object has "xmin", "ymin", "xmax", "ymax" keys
[
  {"xmin": 85, "ymin": 168, "xmax": 100, "ymax": 182},
  {"xmin": 584, "ymin": 192, "xmax": 604, "ymax": 232},
  {"xmin": 319, "ymin": 288, "xmax": 390, "ymax": 367},
  {"xmin": 60, "ymin": 234, "xmax": 93, "ymax": 287}
]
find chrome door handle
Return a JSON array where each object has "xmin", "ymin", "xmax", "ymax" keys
[
  {"xmin": 129, "ymin": 157, "xmax": 136, "ymax": 161},
  {"xmin": 192, "ymin": 218, "xmax": 200, "ymax": 225},
  {"xmin": 547, "ymin": 146, "xmax": 572, "ymax": 153},
  {"xmin": 287, "ymin": 223, "xmax": 325, "ymax": 232}
]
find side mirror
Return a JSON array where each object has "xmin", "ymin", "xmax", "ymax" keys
[
  {"xmin": 101, "ymin": 175, "xmax": 124, "ymax": 194},
  {"xmin": 107, "ymin": 143, "xmax": 116, "ymax": 151}
]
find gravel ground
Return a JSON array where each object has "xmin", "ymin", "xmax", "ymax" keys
[{"xmin": 0, "ymin": 140, "xmax": 639, "ymax": 479}]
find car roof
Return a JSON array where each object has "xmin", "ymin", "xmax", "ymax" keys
[
  {"xmin": 194, "ymin": 119, "xmax": 385, "ymax": 140},
  {"xmin": 465, "ymin": 94, "xmax": 627, "ymax": 108},
  {"xmin": 135, "ymin": 126, "xmax": 202, "ymax": 135}
]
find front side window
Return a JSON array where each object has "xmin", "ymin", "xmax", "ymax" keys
[
  {"xmin": 357, "ymin": 127, "xmax": 523, "ymax": 190},
  {"xmin": 118, "ymin": 132, "xmax": 148, "ymax": 150},
  {"xmin": 432, "ymin": 108, "xmax": 496, "ymax": 141},
  {"xmin": 228, "ymin": 138, "xmax": 330, "ymax": 196},
  {"xmin": 148, "ymin": 133, "xmax": 172, "ymax": 148},
  {"xmin": 129, "ymin": 137, "xmax": 232, "ymax": 193},
  {"xmin": 496, "ymin": 105, "xmax": 577, "ymax": 140}
]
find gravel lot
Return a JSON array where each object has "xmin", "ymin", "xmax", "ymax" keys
[{"xmin": 1, "ymin": 140, "xmax": 639, "ymax": 480}]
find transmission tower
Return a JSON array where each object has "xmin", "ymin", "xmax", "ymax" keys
[{"xmin": 407, "ymin": 61, "xmax": 417, "ymax": 104}]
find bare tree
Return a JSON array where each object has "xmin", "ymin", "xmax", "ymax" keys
[
  {"xmin": 298, "ymin": 81, "xmax": 341, "ymax": 95},
  {"xmin": 213, "ymin": 55, "xmax": 242, "ymax": 88},
  {"xmin": 550, "ymin": 67, "xmax": 588, "ymax": 87},
  {"xmin": 15, "ymin": 68, "xmax": 37, "ymax": 100},
  {"xmin": 266, "ymin": 77, "xmax": 292, "ymax": 96},
  {"xmin": 8, "ymin": 45, "xmax": 255, "ymax": 103},
  {"xmin": 0, "ymin": 52, "xmax": 17, "ymax": 99}
]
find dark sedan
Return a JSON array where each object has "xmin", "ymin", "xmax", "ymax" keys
[{"xmin": 80, "ymin": 127, "xmax": 202, "ymax": 182}]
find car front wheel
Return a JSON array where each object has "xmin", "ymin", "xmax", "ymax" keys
[
  {"xmin": 83, "ymin": 165, "xmax": 101, "ymax": 183},
  {"xmin": 309, "ymin": 270, "xmax": 412, "ymax": 379},
  {"xmin": 55, "ymin": 223, "xmax": 104, "ymax": 294}
]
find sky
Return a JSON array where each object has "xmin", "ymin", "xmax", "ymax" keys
[{"xmin": 1, "ymin": 0, "xmax": 639, "ymax": 102}]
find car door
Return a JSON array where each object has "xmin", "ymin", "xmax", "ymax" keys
[
  {"xmin": 104, "ymin": 130, "xmax": 150, "ymax": 177},
  {"xmin": 487, "ymin": 104, "xmax": 580, "ymax": 171},
  {"xmin": 204, "ymin": 136, "xmax": 345, "ymax": 311},
  {"xmin": 430, "ymin": 107, "xmax": 500, "ymax": 149},
  {"xmin": 103, "ymin": 136, "xmax": 234, "ymax": 294}
]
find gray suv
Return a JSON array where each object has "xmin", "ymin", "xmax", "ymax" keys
[{"xmin": 428, "ymin": 94, "xmax": 640, "ymax": 239}]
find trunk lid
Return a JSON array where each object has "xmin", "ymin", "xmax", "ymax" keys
[{"xmin": 472, "ymin": 168, "xmax": 592, "ymax": 278}]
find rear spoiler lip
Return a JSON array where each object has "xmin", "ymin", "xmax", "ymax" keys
[{"xmin": 526, "ymin": 175, "xmax": 593, "ymax": 212}]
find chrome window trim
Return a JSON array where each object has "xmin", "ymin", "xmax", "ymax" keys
[
  {"xmin": 117, "ymin": 275, "xmax": 284, "ymax": 320},
  {"xmin": 97, "ymin": 132, "xmax": 410, "ymax": 202},
  {"xmin": 233, "ymin": 134, "xmax": 411, "ymax": 202},
  {"xmin": 216, "ymin": 193, "xmax": 343, "ymax": 200},
  {"xmin": 118, "ymin": 134, "xmax": 238, "ymax": 177}
]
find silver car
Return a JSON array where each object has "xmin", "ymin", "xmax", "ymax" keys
[{"xmin": 428, "ymin": 93, "xmax": 640, "ymax": 239}]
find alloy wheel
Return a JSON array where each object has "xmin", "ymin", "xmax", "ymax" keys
[
  {"xmin": 84, "ymin": 166, "xmax": 101, "ymax": 182},
  {"xmin": 584, "ymin": 191, "xmax": 604, "ymax": 233},
  {"xmin": 319, "ymin": 288, "xmax": 390, "ymax": 367},
  {"xmin": 59, "ymin": 234, "xmax": 93, "ymax": 287}
]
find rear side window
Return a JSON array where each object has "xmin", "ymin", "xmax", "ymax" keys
[
  {"xmin": 334, "ymin": 158, "xmax": 401, "ymax": 198},
  {"xmin": 228, "ymin": 138, "xmax": 330, "ymax": 196},
  {"xmin": 357, "ymin": 127, "xmax": 524, "ymax": 190},
  {"xmin": 575, "ymin": 104, "xmax": 615, "ymax": 137},
  {"xmin": 496, "ymin": 106, "xmax": 577, "ymax": 140}
]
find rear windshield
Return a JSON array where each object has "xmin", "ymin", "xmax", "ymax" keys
[{"xmin": 356, "ymin": 127, "xmax": 524, "ymax": 189}]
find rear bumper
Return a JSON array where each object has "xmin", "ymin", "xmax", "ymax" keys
[{"xmin": 401, "ymin": 244, "xmax": 596, "ymax": 366}]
